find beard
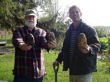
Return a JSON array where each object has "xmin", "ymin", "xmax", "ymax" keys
[{"xmin": 25, "ymin": 19, "xmax": 37, "ymax": 28}]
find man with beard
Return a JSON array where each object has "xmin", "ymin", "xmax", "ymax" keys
[{"xmin": 12, "ymin": 9, "xmax": 55, "ymax": 82}]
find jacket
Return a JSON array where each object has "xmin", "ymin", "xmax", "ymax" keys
[{"xmin": 56, "ymin": 21, "xmax": 101, "ymax": 75}]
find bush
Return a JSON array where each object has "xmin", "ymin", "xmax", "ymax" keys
[{"xmin": 99, "ymin": 38, "xmax": 108, "ymax": 52}]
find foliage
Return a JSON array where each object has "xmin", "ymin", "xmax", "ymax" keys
[
  {"xmin": 0, "ymin": 0, "xmax": 36, "ymax": 30},
  {"xmin": 0, "ymin": 0, "xmax": 68, "ymax": 49},
  {"xmin": 99, "ymin": 36, "xmax": 110, "ymax": 73},
  {"xmin": 100, "ymin": 50, "xmax": 110, "ymax": 74},
  {"xmin": 11, "ymin": 0, "xmax": 38, "ymax": 30},
  {"xmin": 37, "ymin": 1, "xmax": 69, "ymax": 49},
  {"xmin": 0, "ymin": 0, "xmax": 16, "ymax": 29},
  {"xmin": 37, "ymin": 12, "xmax": 68, "ymax": 49},
  {"xmin": 99, "ymin": 38, "xmax": 108, "ymax": 52},
  {"xmin": 94, "ymin": 26, "xmax": 109, "ymax": 38},
  {"xmin": 40, "ymin": 0, "xmax": 56, "ymax": 16}
]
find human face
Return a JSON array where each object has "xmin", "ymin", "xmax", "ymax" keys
[
  {"xmin": 69, "ymin": 7, "xmax": 82, "ymax": 22},
  {"xmin": 24, "ymin": 15, "xmax": 37, "ymax": 28}
]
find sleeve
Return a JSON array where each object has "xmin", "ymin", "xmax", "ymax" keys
[
  {"xmin": 12, "ymin": 28, "xmax": 24, "ymax": 47},
  {"xmin": 88, "ymin": 27, "xmax": 101, "ymax": 55},
  {"xmin": 56, "ymin": 31, "xmax": 68, "ymax": 63},
  {"xmin": 39, "ymin": 29, "xmax": 49, "ymax": 50}
]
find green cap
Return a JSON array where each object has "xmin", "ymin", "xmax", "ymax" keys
[{"xmin": 25, "ymin": 9, "xmax": 37, "ymax": 17}]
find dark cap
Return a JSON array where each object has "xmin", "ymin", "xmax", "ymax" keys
[{"xmin": 25, "ymin": 9, "xmax": 37, "ymax": 17}]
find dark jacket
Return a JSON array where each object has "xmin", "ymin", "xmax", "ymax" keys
[{"xmin": 56, "ymin": 21, "xmax": 101, "ymax": 75}]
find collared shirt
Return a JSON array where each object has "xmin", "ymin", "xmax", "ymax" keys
[{"xmin": 12, "ymin": 26, "xmax": 48, "ymax": 78}]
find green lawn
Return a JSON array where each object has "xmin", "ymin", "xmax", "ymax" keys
[{"xmin": 0, "ymin": 50, "xmax": 110, "ymax": 82}]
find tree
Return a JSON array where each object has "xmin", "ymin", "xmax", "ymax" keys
[
  {"xmin": 0, "ymin": 0, "xmax": 16, "ymax": 29},
  {"xmin": 0, "ymin": 0, "xmax": 61, "ymax": 31},
  {"xmin": 0, "ymin": 0, "xmax": 38, "ymax": 30}
]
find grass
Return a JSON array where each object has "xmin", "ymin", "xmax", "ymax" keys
[
  {"xmin": 0, "ymin": 33, "xmax": 110, "ymax": 82},
  {"xmin": 92, "ymin": 61, "xmax": 110, "ymax": 82},
  {"xmin": 0, "ymin": 54, "xmax": 14, "ymax": 82},
  {"xmin": 0, "ymin": 50, "xmax": 110, "ymax": 82},
  {"xmin": 43, "ymin": 50, "xmax": 69, "ymax": 82}
]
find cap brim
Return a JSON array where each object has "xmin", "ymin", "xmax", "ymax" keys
[{"xmin": 25, "ymin": 14, "xmax": 36, "ymax": 16}]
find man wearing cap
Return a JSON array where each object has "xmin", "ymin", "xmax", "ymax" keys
[{"xmin": 12, "ymin": 9, "xmax": 55, "ymax": 82}]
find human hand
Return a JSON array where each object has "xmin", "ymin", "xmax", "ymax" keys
[
  {"xmin": 19, "ymin": 42, "xmax": 32, "ymax": 51},
  {"xmin": 53, "ymin": 60, "xmax": 59, "ymax": 67},
  {"xmin": 80, "ymin": 45, "xmax": 90, "ymax": 54},
  {"xmin": 47, "ymin": 41, "xmax": 56, "ymax": 49}
]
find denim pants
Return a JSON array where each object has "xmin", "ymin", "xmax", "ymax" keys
[
  {"xmin": 69, "ymin": 73, "xmax": 92, "ymax": 82},
  {"xmin": 13, "ymin": 76, "xmax": 43, "ymax": 82}
]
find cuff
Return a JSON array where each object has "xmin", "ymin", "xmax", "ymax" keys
[{"xmin": 89, "ymin": 46, "xmax": 97, "ymax": 55}]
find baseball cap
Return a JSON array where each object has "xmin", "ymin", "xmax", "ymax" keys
[{"xmin": 25, "ymin": 9, "xmax": 37, "ymax": 17}]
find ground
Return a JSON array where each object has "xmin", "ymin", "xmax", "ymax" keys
[{"xmin": 0, "ymin": 46, "xmax": 14, "ymax": 55}]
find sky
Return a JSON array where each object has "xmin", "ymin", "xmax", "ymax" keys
[{"xmin": 58, "ymin": 0, "xmax": 110, "ymax": 26}]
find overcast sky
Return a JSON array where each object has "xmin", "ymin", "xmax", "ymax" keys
[{"xmin": 58, "ymin": 0, "xmax": 110, "ymax": 26}]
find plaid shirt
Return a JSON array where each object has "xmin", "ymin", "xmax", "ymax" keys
[{"xmin": 12, "ymin": 26, "xmax": 48, "ymax": 78}]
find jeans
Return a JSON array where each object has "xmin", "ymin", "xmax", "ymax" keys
[
  {"xmin": 69, "ymin": 73, "xmax": 92, "ymax": 82},
  {"xmin": 13, "ymin": 76, "xmax": 43, "ymax": 82}
]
